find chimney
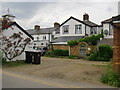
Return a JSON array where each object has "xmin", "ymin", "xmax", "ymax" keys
[
  {"xmin": 54, "ymin": 22, "xmax": 60, "ymax": 30},
  {"xmin": 83, "ymin": 13, "xmax": 89, "ymax": 21},
  {"xmin": 34, "ymin": 25, "xmax": 40, "ymax": 30}
]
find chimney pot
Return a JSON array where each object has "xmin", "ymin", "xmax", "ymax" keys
[
  {"xmin": 83, "ymin": 13, "xmax": 89, "ymax": 21},
  {"xmin": 34, "ymin": 25, "xmax": 40, "ymax": 30},
  {"xmin": 54, "ymin": 22, "xmax": 60, "ymax": 30}
]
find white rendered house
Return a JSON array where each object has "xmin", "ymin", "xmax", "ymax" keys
[
  {"xmin": 52, "ymin": 13, "xmax": 101, "ymax": 44},
  {"xmin": 0, "ymin": 14, "xmax": 33, "ymax": 61}
]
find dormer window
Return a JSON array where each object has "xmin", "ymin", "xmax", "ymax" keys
[
  {"xmin": 75, "ymin": 25, "xmax": 82, "ymax": 34},
  {"xmin": 63, "ymin": 25, "xmax": 69, "ymax": 34}
]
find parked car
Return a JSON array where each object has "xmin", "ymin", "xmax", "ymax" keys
[{"xmin": 35, "ymin": 47, "xmax": 47, "ymax": 56}]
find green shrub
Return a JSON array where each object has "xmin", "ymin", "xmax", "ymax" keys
[
  {"xmin": 101, "ymin": 64, "xmax": 120, "ymax": 87},
  {"xmin": 96, "ymin": 57, "xmax": 109, "ymax": 61},
  {"xmin": 68, "ymin": 55, "xmax": 79, "ymax": 59},
  {"xmin": 101, "ymin": 29, "xmax": 104, "ymax": 38},
  {"xmin": 45, "ymin": 51, "xmax": 55, "ymax": 57},
  {"xmin": 98, "ymin": 45, "xmax": 113, "ymax": 59},
  {"xmin": 89, "ymin": 35, "xmax": 99, "ymax": 45},
  {"xmin": 88, "ymin": 45, "xmax": 113, "ymax": 61},
  {"xmin": 45, "ymin": 49, "xmax": 69, "ymax": 56},
  {"xmin": 67, "ymin": 40, "xmax": 78, "ymax": 46},
  {"xmin": 79, "ymin": 37, "xmax": 90, "ymax": 44},
  {"xmin": 88, "ymin": 52, "xmax": 98, "ymax": 61}
]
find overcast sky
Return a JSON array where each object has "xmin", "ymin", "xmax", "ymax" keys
[{"xmin": 1, "ymin": 0, "xmax": 119, "ymax": 30}]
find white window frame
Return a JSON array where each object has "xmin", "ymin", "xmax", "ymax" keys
[
  {"xmin": 75, "ymin": 24, "xmax": 82, "ymax": 34},
  {"xmin": 62, "ymin": 25, "xmax": 69, "ymax": 34}
]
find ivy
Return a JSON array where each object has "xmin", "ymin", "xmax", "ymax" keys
[
  {"xmin": 67, "ymin": 33, "xmax": 104, "ymax": 46},
  {"xmin": 67, "ymin": 40, "xmax": 78, "ymax": 46}
]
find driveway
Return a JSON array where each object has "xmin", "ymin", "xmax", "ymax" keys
[{"xmin": 3, "ymin": 57, "xmax": 112, "ymax": 88}]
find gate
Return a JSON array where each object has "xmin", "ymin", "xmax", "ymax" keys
[{"xmin": 80, "ymin": 44, "xmax": 87, "ymax": 58}]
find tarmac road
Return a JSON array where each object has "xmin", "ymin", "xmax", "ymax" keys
[{"xmin": 2, "ymin": 70, "xmax": 117, "ymax": 89}]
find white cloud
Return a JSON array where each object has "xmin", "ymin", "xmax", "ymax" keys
[
  {"xmin": 17, "ymin": 2, "xmax": 117, "ymax": 29},
  {"xmin": 5, "ymin": 2, "xmax": 117, "ymax": 30}
]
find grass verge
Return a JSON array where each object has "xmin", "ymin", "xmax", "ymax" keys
[
  {"xmin": 100, "ymin": 64, "xmax": 120, "ymax": 87},
  {"xmin": 2, "ymin": 60, "xmax": 28, "ymax": 68}
]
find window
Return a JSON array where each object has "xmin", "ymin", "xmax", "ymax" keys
[
  {"xmin": 41, "ymin": 43, "xmax": 44, "ymax": 45},
  {"xmin": 75, "ymin": 25, "xmax": 82, "ymax": 34},
  {"xmin": 91, "ymin": 27, "xmax": 97, "ymax": 35},
  {"xmin": 43, "ymin": 36, "xmax": 46, "ymax": 40},
  {"xmin": 63, "ymin": 25, "xmax": 69, "ymax": 34},
  {"xmin": 36, "ymin": 37, "xmax": 39, "ymax": 41}
]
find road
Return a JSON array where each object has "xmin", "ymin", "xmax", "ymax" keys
[
  {"xmin": 2, "ymin": 70, "xmax": 116, "ymax": 88},
  {"xmin": 2, "ymin": 70, "xmax": 80, "ymax": 88}
]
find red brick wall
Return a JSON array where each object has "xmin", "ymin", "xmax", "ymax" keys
[
  {"xmin": 113, "ymin": 23, "xmax": 120, "ymax": 74},
  {"xmin": 53, "ymin": 44, "xmax": 69, "ymax": 50}
]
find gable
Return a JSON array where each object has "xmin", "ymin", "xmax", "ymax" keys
[
  {"xmin": 60, "ymin": 16, "xmax": 98, "ymax": 27},
  {"xmin": 2, "ymin": 22, "xmax": 34, "ymax": 40},
  {"xmin": 60, "ymin": 16, "xmax": 84, "ymax": 27}
]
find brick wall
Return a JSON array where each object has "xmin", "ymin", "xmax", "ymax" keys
[
  {"xmin": 70, "ymin": 45, "xmax": 79, "ymax": 56},
  {"xmin": 70, "ymin": 42, "xmax": 92, "ymax": 58},
  {"xmin": 53, "ymin": 44, "xmax": 69, "ymax": 50},
  {"xmin": 113, "ymin": 23, "xmax": 120, "ymax": 74}
]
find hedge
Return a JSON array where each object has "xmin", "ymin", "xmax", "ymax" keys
[{"xmin": 45, "ymin": 49, "xmax": 69, "ymax": 56}]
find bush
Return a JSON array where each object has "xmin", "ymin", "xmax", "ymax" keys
[
  {"xmin": 96, "ymin": 57, "xmax": 109, "ymax": 61},
  {"xmin": 101, "ymin": 29, "xmax": 104, "ymax": 38},
  {"xmin": 67, "ymin": 40, "xmax": 78, "ymax": 46},
  {"xmin": 88, "ymin": 52, "xmax": 98, "ymax": 61},
  {"xmin": 45, "ymin": 49, "xmax": 69, "ymax": 56},
  {"xmin": 68, "ymin": 55, "xmax": 79, "ymax": 59},
  {"xmin": 88, "ymin": 45, "xmax": 113, "ymax": 61},
  {"xmin": 98, "ymin": 45, "xmax": 113, "ymax": 59},
  {"xmin": 89, "ymin": 35, "xmax": 99, "ymax": 45},
  {"xmin": 101, "ymin": 64, "xmax": 120, "ymax": 87},
  {"xmin": 79, "ymin": 34, "xmax": 103, "ymax": 46}
]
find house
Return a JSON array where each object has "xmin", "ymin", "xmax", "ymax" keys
[
  {"xmin": 0, "ymin": 13, "xmax": 34, "ymax": 61},
  {"xmin": 51, "ymin": 13, "xmax": 101, "ymax": 50},
  {"xmin": 26, "ymin": 22, "xmax": 60, "ymax": 49},
  {"xmin": 97, "ymin": 15, "xmax": 119, "ymax": 47},
  {"xmin": 101, "ymin": 17, "xmax": 113, "ymax": 38}
]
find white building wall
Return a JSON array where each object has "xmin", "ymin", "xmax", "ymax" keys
[
  {"xmin": 2, "ymin": 25, "xmax": 33, "ymax": 61},
  {"xmin": 60, "ymin": 18, "xmax": 86, "ymax": 36},
  {"xmin": 86, "ymin": 26, "xmax": 91, "ymax": 36},
  {"xmin": 103, "ymin": 23, "xmax": 110, "ymax": 36},
  {"xmin": 103, "ymin": 23, "xmax": 113, "ymax": 38},
  {"xmin": 33, "ymin": 34, "xmax": 49, "ymax": 41},
  {"xmin": 32, "ymin": 33, "xmax": 52, "ymax": 48}
]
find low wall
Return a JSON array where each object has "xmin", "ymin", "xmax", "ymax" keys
[
  {"xmin": 52, "ymin": 44, "xmax": 69, "ymax": 50},
  {"xmin": 70, "ymin": 42, "xmax": 97, "ymax": 58}
]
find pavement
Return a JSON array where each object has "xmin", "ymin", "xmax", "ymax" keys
[{"xmin": 2, "ymin": 70, "xmax": 116, "ymax": 88}]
